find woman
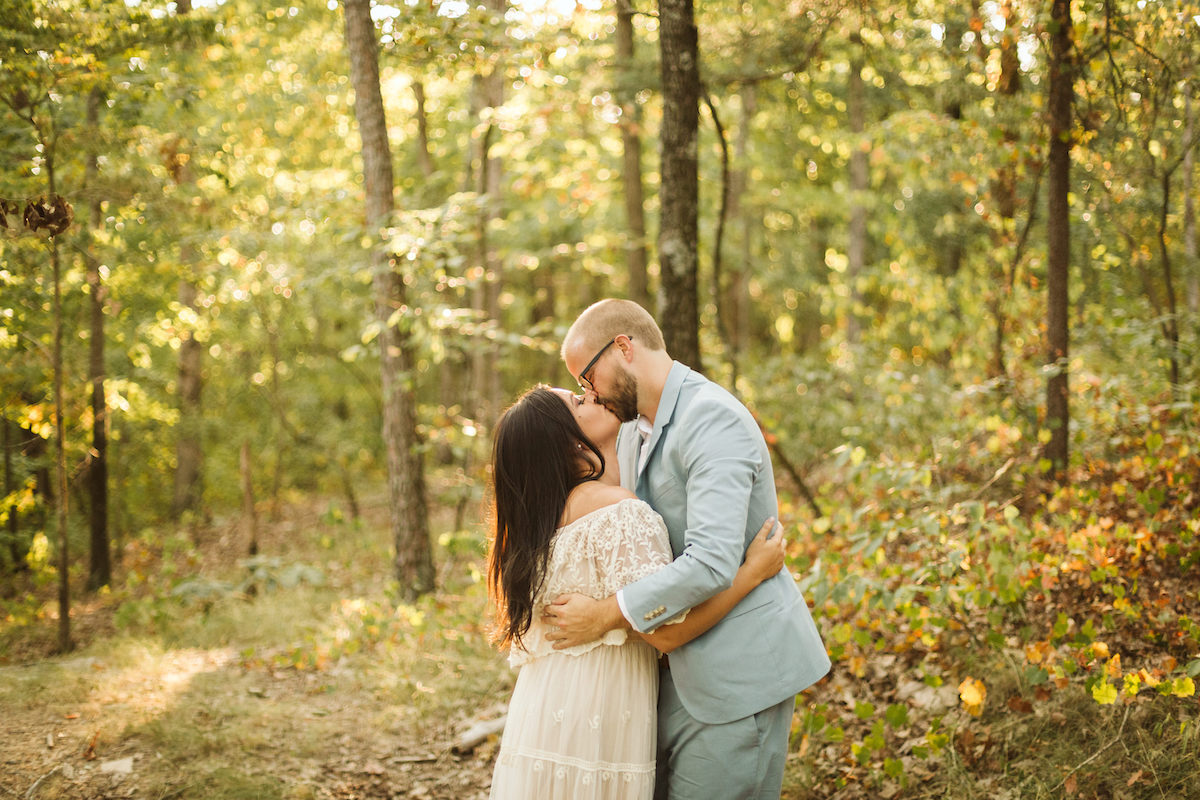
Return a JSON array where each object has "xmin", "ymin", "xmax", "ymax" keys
[{"xmin": 487, "ymin": 386, "xmax": 786, "ymax": 799}]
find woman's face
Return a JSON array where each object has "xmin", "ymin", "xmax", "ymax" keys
[{"xmin": 551, "ymin": 387, "xmax": 620, "ymax": 448}]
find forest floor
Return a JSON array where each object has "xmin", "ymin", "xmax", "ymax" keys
[
  {"xmin": 0, "ymin": 495, "xmax": 510, "ymax": 800},
  {"xmin": 2, "ymin": 472, "xmax": 1199, "ymax": 800}
]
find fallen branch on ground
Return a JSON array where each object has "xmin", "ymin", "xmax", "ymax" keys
[{"xmin": 452, "ymin": 716, "xmax": 506, "ymax": 754}]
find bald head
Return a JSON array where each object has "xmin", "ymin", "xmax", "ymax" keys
[{"xmin": 561, "ymin": 298, "xmax": 666, "ymax": 360}]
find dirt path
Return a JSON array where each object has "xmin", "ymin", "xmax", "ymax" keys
[{"xmin": 1, "ymin": 648, "xmax": 503, "ymax": 799}]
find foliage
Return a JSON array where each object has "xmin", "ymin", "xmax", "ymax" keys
[{"xmin": 2, "ymin": 0, "xmax": 1200, "ymax": 795}]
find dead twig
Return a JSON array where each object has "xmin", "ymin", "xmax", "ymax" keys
[
  {"xmin": 1051, "ymin": 705, "xmax": 1132, "ymax": 792},
  {"xmin": 24, "ymin": 765, "xmax": 61, "ymax": 800}
]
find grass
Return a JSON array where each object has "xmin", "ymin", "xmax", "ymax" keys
[{"xmin": 0, "ymin": 496, "xmax": 508, "ymax": 800}]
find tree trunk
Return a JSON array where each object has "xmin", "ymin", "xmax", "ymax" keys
[
  {"xmin": 3, "ymin": 418, "xmax": 17, "ymax": 574},
  {"xmin": 658, "ymin": 0, "xmax": 702, "ymax": 369},
  {"xmin": 846, "ymin": 34, "xmax": 867, "ymax": 344},
  {"xmin": 413, "ymin": 80, "xmax": 435, "ymax": 180},
  {"xmin": 988, "ymin": 0, "xmax": 1023, "ymax": 379},
  {"xmin": 467, "ymin": 2, "xmax": 506, "ymax": 423},
  {"xmin": 1155, "ymin": 171, "xmax": 1181, "ymax": 388},
  {"xmin": 240, "ymin": 440, "xmax": 258, "ymax": 557},
  {"xmin": 615, "ymin": 0, "xmax": 650, "ymax": 307},
  {"xmin": 343, "ymin": 0, "xmax": 435, "ymax": 600},
  {"xmin": 85, "ymin": 86, "xmax": 111, "ymax": 592},
  {"xmin": 172, "ymin": 278, "xmax": 204, "ymax": 520},
  {"xmin": 1184, "ymin": 85, "xmax": 1197, "ymax": 321},
  {"xmin": 41, "ymin": 149, "xmax": 72, "ymax": 652},
  {"xmin": 729, "ymin": 84, "xmax": 755, "ymax": 384},
  {"xmin": 171, "ymin": 0, "xmax": 203, "ymax": 522},
  {"xmin": 1044, "ymin": 0, "xmax": 1073, "ymax": 475}
]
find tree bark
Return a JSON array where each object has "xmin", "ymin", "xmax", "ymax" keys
[
  {"xmin": 343, "ymin": 0, "xmax": 435, "ymax": 600},
  {"xmin": 172, "ymin": 278, "xmax": 204, "ymax": 519},
  {"xmin": 1044, "ymin": 0, "xmax": 1073, "ymax": 475},
  {"xmin": 615, "ymin": 0, "xmax": 649, "ymax": 307},
  {"xmin": 2, "ymin": 419, "xmax": 17, "ymax": 574},
  {"xmin": 171, "ymin": 0, "xmax": 203, "ymax": 522},
  {"xmin": 413, "ymin": 80, "xmax": 435, "ymax": 180},
  {"xmin": 240, "ymin": 440, "xmax": 258, "ymax": 557},
  {"xmin": 46, "ymin": 158, "xmax": 71, "ymax": 652},
  {"xmin": 729, "ymin": 84, "xmax": 755, "ymax": 384},
  {"xmin": 658, "ymin": 0, "xmax": 702, "ymax": 369},
  {"xmin": 85, "ymin": 85, "xmax": 110, "ymax": 591},
  {"xmin": 467, "ymin": 0, "xmax": 506, "ymax": 423},
  {"xmin": 1184, "ymin": 85, "xmax": 1197, "ymax": 320},
  {"xmin": 988, "ymin": 0, "xmax": 1023, "ymax": 379},
  {"xmin": 1155, "ymin": 170, "xmax": 1181, "ymax": 388},
  {"xmin": 846, "ymin": 34, "xmax": 867, "ymax": 344}
]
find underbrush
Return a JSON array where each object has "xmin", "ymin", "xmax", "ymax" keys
[{"xmin": 778, "ymin": 368, "xmax": 1200, "ymax": 797}]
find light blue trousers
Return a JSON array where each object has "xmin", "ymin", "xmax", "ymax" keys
[{"xmin": 654, "ymin": 665, "xmax": 795, "ymax": 800}]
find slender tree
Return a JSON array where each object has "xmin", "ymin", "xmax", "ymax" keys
[
  {"xmin": 615, "ymin": 0, "xmax": 650, "ymax": 307},
  {"xmin": 170, "ymin": 0, "xmax": 204, "ymax": 521},
  {"xmin": 845, "ymin": 31, "xmax": 867, "ymax": 345},
  {"xmin": 342, "ymin": 0, "xmax": 435, "ymax": 599},
  {"xmin": 1186, "ymin": 85, "xmax": 1197, "ymax": 319},
  {"xmin": 658, "ymin": 0, "xmax": 702, "ymax": 368},
  {"xmin": 84, "ymin": 84, "xmax": 110, "ymax": 590},
  {"xmin": 1044, "ymin": 0, "xmax": 1074, "ymax": 474}
]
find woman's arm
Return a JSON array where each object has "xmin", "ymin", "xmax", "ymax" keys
[{"xmin": 636, "ymin": 517, "xmax": 785, "ymax": 654}]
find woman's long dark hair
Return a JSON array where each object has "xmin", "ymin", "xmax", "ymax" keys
[{"xmin": 488, "ymin": 386, "xmax": 605, "ymax": 649}]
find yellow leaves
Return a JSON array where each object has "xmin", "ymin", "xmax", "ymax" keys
[
  {"xmin": 1025, "ymin": 640, "xmax": 1053, "ymax": 666},
  {"xmin": 958, "ymin": 677, "xmax": 986, "ymax": 717},
  {"xmin": 1092, "ymin": 680, "xmax": 1118, "ymax": 705},
  {"xmin": 1138, "ymin": 668, "xmax": 1161, "ymax": 688},
  {"xmin": 1091, "ymin": 641, "xmax": 1110, "ymax": 660},
  {"xmin": 1166, "ymin": 676, "xmax": 1195, "ymax": 698}
]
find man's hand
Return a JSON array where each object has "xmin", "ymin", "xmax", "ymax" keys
[{"xmin": 541, "ymin": 593, "xmax": 627, "ymax": 649}]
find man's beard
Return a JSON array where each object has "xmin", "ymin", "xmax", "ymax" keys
[{"xmin": 602, "ymin": 369, "xmax": 640, "ymax": 422}]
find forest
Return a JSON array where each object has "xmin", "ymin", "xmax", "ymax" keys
[{"xmin": 1, "ymin": 0, "xmax": 1198, "ymax": 797}]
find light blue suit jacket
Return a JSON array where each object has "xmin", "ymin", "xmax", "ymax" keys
[{"xmin": 618, "ymin": 362, "xmax": 830, "ymax": 724}]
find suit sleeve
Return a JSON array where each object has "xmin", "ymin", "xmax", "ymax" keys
[{"xmin": 620, "ymin": 398, "xmax": 761, "ymax": 633}]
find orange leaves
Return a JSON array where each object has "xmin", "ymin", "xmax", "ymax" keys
[{"xmin": 958, "ymin": 677, "xmax": 986, "ymax": 717}]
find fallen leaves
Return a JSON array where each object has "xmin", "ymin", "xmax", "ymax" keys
[{"xmin": 958, "ymin": 677, "xmax": 987, "ymax": 717}]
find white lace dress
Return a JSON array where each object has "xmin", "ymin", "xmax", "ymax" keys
[{"xmin": 489, "ymin": 498, "xmax": 674, "ymax": 800}]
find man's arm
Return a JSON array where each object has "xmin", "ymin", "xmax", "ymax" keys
[
  {"xmin": 618, "ymin": 397, "xmax": 763, "ymax": 631},
  {"xmin": 542, "ymin": 517, "xmax": 783, "ymax": 650}
]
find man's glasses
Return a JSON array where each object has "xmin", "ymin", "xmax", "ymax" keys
[{"xmin": 577, "ymin": 337, "xmax": 626, "ymax": 392}]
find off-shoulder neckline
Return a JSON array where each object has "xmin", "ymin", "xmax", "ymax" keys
[{"xmin": 557, "ymin": 496, "xmax": 645, "ymax": 531}]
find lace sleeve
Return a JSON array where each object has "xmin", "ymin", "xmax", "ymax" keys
[
  {"xmin": 508, "ymin": 499, "xmax": 674, "ymax": 667},
  {"xmin": 594, "ymin": 499, "xmax": 673, "ymax": 597}
]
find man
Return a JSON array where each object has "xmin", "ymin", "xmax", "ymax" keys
[{"xmin": 543, "ymin": 299, "xmax": 830, "ymax": 799}]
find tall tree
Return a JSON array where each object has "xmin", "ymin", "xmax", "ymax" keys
[
  {"xmin": 1043, "ymin": 0, "xmax": 1074, "ymax": 474},
  {"xmin": 84, "ymin": 84, "xmax": 110, "ymax": 590},
  {"xmin": 658, "ymin": 0, "xmax": 702, "ymax": 368},
  {"xmin": 615, "ymin": 0, "xmax": 650, "ymax": 308},
  {"xmin": 845, "ymin": 31, "xmax": 867, "ymax": 344},
  {"xmin": 170, "ymin": 0, "xmax": 204, "ymax": 521},
  {"xmin": 342, "ymin": 0, "xmax": 435, "ymax": 600},
  {"xmin": 1186, "ymin": 85, "xmax": 1197, "ymax": 319},
  {"xmin": 470, "ymin": 0, "xmax": 506, "ymax": 424}
]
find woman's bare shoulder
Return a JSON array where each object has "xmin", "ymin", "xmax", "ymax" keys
[{"xmin": 561, "ymin": 482, "xmax": 638, "ymax": 527}]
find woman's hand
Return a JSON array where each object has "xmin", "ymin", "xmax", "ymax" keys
[{"xmin": 743, "ymin": 517, "xmax": 786, "ymax": 582}]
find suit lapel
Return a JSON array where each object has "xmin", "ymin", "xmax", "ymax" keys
[
  {"xmin": 615, "ymin": 421, "xmax": 640, "ymax": 491},
  {"xmin": 634, "ymin": 361, "xmax": 692, "ymax": 495}
]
